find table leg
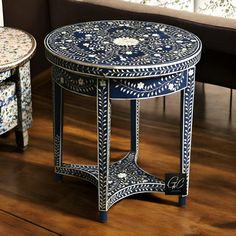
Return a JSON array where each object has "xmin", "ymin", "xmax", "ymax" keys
[
  {"xmin": 179, "ymin": 67, "xmax": 195, "ymax": 206},
  {"xmin": 52, "ymin": 69, "xmax": 64, "ymax": 182},
  {"xmin": 97, "ymin": 79, "xmax": 111, "ymax": 222},
  {"xmin": 130, "ymin": 100, "xmax": 140, "ymax": 155},
  {"xmin": 15, "ymin": 130, "xmax": 29, "ymax": 151},
  {"xmin": 15, "ymin": 62, "xmax": 32, "ymax": 151}
]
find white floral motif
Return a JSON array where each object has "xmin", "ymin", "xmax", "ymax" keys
[
  {"xmin": 188, "ymin": 69, "xmax": 194, "ymax": 76},
  {"xmin": 168, "ymin": 83, "xmax": 175, "ymax": 91},
  {"xmin": 99, "ymin": 80, "xmax": 106, "ymax": 87},
  {"xmin": 113, "ymin": 37, "xmax": 139, "ymax": 46},
  {"xmin": 118, "ymin": 173, "xmax": 127, "ymax": 178},
  {"xmin": 137, "ymin": 82, "xmax": 145, "ymax": 89},
  {"xmin": 126, "ymin": 51, "xmax": 133, "ymax": 55},
  {"xmin": 78, "ymin": 78, "xmax": 84, "ymax": 85}
]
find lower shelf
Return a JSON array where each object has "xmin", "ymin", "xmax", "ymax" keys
[{"xmin": 55, "ymin": 152, "xmax": 165, "ymax": 210}]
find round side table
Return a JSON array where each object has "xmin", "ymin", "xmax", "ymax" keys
[
  {"xmin": 44, "ymin": 20, "xmax": 202, "ymax": 222},
  {"xmin": 0, "ymin": 27, "xmax": 36, "ymax": 150}
]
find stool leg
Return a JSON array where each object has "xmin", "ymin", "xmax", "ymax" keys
[
  {"xmin": 15, "ymin": 130, "xmax": 29, "ymax": 151},
  {"xmin": 130, "ymin": 100, "xmax": 140, "ymax": 155},
  {"xmin": 179, "ymin": 67, "xmax": 195, "ymax": 206},
  {"xmin": 52, "ymin": 68, "xmax": 64, "ymax": 182},
  {"xmin": 15, "ymin": 62, "xmax": 32, "ymax": 151},
  {"xmin": 97, "ymin": 79, "xmax": 111, "ymax": 222}
]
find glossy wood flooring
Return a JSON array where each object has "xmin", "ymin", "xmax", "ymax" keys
[{"xmin": 0, "ymin": 70, "xmax": 235, "ymax": 236}]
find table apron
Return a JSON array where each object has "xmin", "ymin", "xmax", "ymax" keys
[{"xmin": 52, "ymin": 66, "xmax": 188, "ymax": 100}]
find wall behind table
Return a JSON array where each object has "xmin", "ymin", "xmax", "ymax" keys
[{"xmin": 2, "ymin": 0, "xmax": 51, "ymax": 76}]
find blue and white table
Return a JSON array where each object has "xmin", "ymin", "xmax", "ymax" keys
[{"xmin": 44, "ymin": 20, "xmax": 202, "ymax": 222}]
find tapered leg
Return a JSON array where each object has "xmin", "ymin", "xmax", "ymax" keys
[
  {"xmin": 52, "ymin": 67, "xmax": 64, "ymax": 182},
  {"xmin": 97, "ymin": 79, "xmax": 111, "ymax": 223},
  {"xmin": 15, "ymin": 130, "xmax": 29, "ymax": 151},
  {"xmin": 130, "ymin": 100, "xmax": 140, "ymax": 155},
  {"xmin": 179, "ymin": 67, "xmax": 195, "ymax": 206},
  {"xmin": 179, "ymin": 89, "xmax": 185, "ymax": 206},
  {"xmin": 15, "ymin": 62, "xmax": 32, "ymax": 151}
]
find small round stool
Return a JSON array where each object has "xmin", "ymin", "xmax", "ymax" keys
[{"xmin": 0, "ymin": 27, "xmax": 36, "ymax": 150}]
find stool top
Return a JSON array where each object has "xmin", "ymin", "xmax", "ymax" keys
[
  {"xmin": 0, "ymin": 27, "xmax": 36, "ymax": 72},
  {"xmin": 45, "ymin": 20, "xmax": 201, "ymax": 79}
]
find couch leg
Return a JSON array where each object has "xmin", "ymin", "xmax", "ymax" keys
[{"xmin": 15, "ymin": 130, "xmax": 28, "ymax": 151}]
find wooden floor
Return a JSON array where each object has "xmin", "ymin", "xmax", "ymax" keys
[{"xmin": 0, "ymin": 70, "xmax": 236, "ymax": 236}]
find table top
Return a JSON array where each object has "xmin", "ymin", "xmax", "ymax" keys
[
  {"xmin": 0, "ymin": 27, "xmax": 36, "ymax": 72},
  {"xmin": 45, "ymin": 20, "xmax": 202, "ymax": 79}
]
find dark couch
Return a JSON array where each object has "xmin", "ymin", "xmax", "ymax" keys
[{"xmin": 3, "ymin": 0, "xmax": 236, "ymax": 88}]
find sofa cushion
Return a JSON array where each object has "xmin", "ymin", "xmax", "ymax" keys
[
  {"xmin": 49, "ymin": 0, "xmax": 236, "ymax": 55},
  {"xmin": 197, "ymin": 49, "xmax": 236, "ymax": 89}
]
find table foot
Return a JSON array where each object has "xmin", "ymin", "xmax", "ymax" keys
[
  {"xmin": 15, "ymin": 130, "xmax": 28, "ymax": 151},
  {"xmin": 54, "ymin": 173, "xmax": 63, "ymax": 182},
  {"xmin": 99, "ymin": 211, "xmax": 108, "ymax": 223},
  {"xmin": 178, "ymin": 196, "xmax": 186, "ymax": 207}
]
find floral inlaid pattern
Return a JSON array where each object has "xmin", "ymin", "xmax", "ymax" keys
[
  {"xmin": 53, "ymin": 66, "xmax": 96, "ymax": 97},
  {"xmin": 107, "ymin": 152, "xmax": 165, "ymax": 209},
  {"xmin": 0, "ymin": 81, "xmax": 17, "ymax": 135},
  {"xmin": 45, "ymin": 20, "xmax": 201, "ymax": 78},
  {"xmin": 0, "ymin": 27, "xmax": 36, "ymax": 72},
  {"xmin": 110, "ymin": 71, "xmax": 187, "ymax": 99},
  {"xmin": 16, "ymin": 62, "xmax": 33, "ymax": 132}
]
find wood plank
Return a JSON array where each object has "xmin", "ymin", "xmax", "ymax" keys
[{"xmin": 0, "ymin": 210, "xmax": 60, "ymax": 236}]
